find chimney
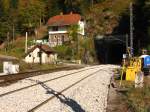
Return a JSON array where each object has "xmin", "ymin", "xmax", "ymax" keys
[{"xmin": 60, "ymin": 12, "xmax": 63, "ymax": 15}]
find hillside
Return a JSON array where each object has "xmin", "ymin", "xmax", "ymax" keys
[
  {"xmin": 0, "ymin": 0, "xmax": 150, "ymax": 59},
  {"xmin": 0, "ymin": 25, "xmax": 48, "ymax": 59},
  {"xmin": 85, "ymin": 0, "xmax": 133, "ymax": 35}
]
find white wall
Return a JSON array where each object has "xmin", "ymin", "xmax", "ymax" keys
[
  {"xmin": 78, "ymin": 20, "xmax": 85, "ymax": 36},
  {"xmin": 48, "ymin": 21, "xmax": 85, "ymax": 35},
  {"xmin": 49, "ymin": 31, "xmax": 67, "ymax": 35},
  {"xmin": 25, "ymin": 48, "xmax": 57, "ymax": 64},
  {"xmin": 3, "ymin": 62, "xmax": 19, "ymax": 74},
  {"xmin": 45, "ymin": 53, "xmax": 57, "ymax": 64},
  {"xmin": 48, "ymin": 21, "xmax": 85, "ymax": 47},
  {"xmin": 49, "ymin": 26, "xmax": 67, "ymax": 34},
  {"xmin": 25, "ymin": 48, "xmax": 40, "ymax": 63}
]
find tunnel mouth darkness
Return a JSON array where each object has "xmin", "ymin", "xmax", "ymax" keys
[{"xmin": 94, "ymin": 37, "xmax": 126, "ymax": 64}]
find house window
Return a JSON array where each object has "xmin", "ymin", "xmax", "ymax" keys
[
  {"xmin": 29, "ymin": 54, "xmax": 31, "ymax": 57},
  {"xmin": 54, "ymin": 36, "xmax": 57, "ymax": 39},
  {"xmin": 52, "ymin": 26, "xmax": 58, "ymax": 31}
]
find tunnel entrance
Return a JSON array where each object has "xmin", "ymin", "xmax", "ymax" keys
[{"xmin": 94, "ymin": 36, "xmax": 126, "ymax": 64}]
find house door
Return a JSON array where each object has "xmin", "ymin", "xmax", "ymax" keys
[{"xmin": 38, "ymin": 51, "xmax": 42, "ymax": 64}]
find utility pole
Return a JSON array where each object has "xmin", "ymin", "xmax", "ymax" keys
[
  {"xmin": 126, "ymin": 34, "xmax": 128, "ymax": 54},
  {"xmin": 35, "ymin": 29, "xmax": 38, "ymax": 45},
  {"xmin": 6, "ymin": 32, "xmax": 10, "ymax": 52},
  {"xmin": 25, "ymin": 32, "xmax": 28, "ymax": 53},
  {"xmin": 12, "ymin": 24, "xmax": 15, "ymax": 43},
  {"xmin": 130, "ymin": 2, "xmax": 134, "ymax": 57}
]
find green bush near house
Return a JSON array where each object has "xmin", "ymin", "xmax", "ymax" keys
[
  {"xmin": 54, "ymin": 45, "xmax": 73, "ymax": 60},
  {"xmin": 53, "ymin": 37, "xmax": 97, "ymax": 64}
]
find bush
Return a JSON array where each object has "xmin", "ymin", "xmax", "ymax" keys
[{"xmin": 54, "ymin": 45, "xmax": 73, "ymax": 60}]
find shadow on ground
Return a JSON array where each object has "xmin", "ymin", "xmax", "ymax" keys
[{"xmin": 33, "ymin": 79, "xmax": 85, "ymax": 112}]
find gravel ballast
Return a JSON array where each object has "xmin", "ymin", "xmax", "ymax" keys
[{"xmin": 0, "ymin": 65, "xmax": 118, "ymax": 112}]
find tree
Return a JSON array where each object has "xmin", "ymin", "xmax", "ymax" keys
[
  {"xmin": 0, "ymin": 0, "xmax": 11, "ymax": 42},
  {"xmin": 68, "ymin": 24, "xmax": 80, "ymax": 59},
  {"xmin": 0, "ymin": 0, "xmax": 10, "ymax": 14},
  {"xmin": 0, "ymin": 16, "xmax": 11, "ymax": 43},
  {"xmin": 127, "ymin": 0, "xmax": 150, "ymax": 51},
  {"xmin": 18, "ymin": 0, "xmax": 45, "ymax": 33},
  {"xmin": 63, "ymin": 0, "xmax": 82, "ymax": 13},
  {"xmin": 45, "ymin": 0, "xmax": 62, "ymax": 18}
]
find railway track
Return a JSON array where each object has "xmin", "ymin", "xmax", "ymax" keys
[
  {"xmin": 28, "ymin": 69, "xmax": 102, "ymax": 112},
  {"xmin": 0, "ymin": 67, "xmax": 98, "ymax": 98},
  {"xmin": 0, "ymin": 65, "xmax": 83, "ymax": 86}
]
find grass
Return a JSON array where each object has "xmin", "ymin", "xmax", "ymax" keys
[
  {"xmin": 0, "ymin": 25, "xmax": 48, "ymax": 59},
  {"xmin": 125, "ymin": 77, "xmax": 150, "ymax": 112},
  {"xmin": 19, "ymin": 61, "xmax": 59, "ymax": 72},
  {"xmin": 0, "ymin": 37, "xmax": 34, "ymax": 59},
  {"xmin": 115, "ymin": 70, "xmax": 150, "ymax": 112},
  {"xmin": 0, "ymin": 60, "xmax": 64, "ymax": 73}
]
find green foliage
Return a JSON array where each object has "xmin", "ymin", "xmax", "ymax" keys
[
  {"xmin": 0, "ymin": 0, "xmax": 10, "ymax": 13},
  {"xmin": 0, "ymin": 37, "xmax": 33, "ymax": 59},
  {"xmin": 0, "ymin": 0, "xmax": 133, "ymax": 41},
  {"xmin": 54, "ymin": 45, "xmax": 72, "ymax": 60},
  {"xmin": 68, "ymin": 25, "xmax": 79, "ymax": 41},
  {"xmin": 79, "ymin": 37, "xmax": 96, "ymax": 63},
  {"xmin": 53, "ymin": 37, "xmax": 96, "ymax": 63},
  {"xmin": 0, "ymin": 16, "xmax": 10, "ymax": 42},
  {"xmin": 0, "ymin": 0, "xmax": 150, "ymax": 58},
  {"xmin": 126, "ymin": 86, "xmax": 150, "ymax": 112},
  {"xmin": 45, "ymin": 0, "xmax": 63, "ymax": 17},
  {"xmin": 85, "ymin": 0, "xmax": 133, "ymax": 35},
  {"xmin": 68, "ymin": 24, "xmax": 80, "ymax": 59},
  {"xmin": 18, "ymin": 0, "xmax": 45, "ymax": 32},
  {"xmin": 19, "ymin": 61, "xmax": 56, "ymax": 72},
  {"xmin": 0, "ymin": 0, "xmax": 46, "ymax": 41},
  {"xmin": 118, "ymin": 77, "xmax": 150, "ymax": 112}
]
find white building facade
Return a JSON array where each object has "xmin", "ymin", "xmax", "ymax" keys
[
  {"xmin": 25, "ymin": 45, "xmax": 57, "ymax": 64},
  {"xmin": 47, "ymin": 13, "xmax": 85, "ymax": 47}
]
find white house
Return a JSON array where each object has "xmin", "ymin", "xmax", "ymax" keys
[
  {"xmin": 47, "ymin": 12, "xmax": 85, "ymax": 47},
  {"xmin": 25, "ymin": 44, "xmax": 57, "ymax": 64}
]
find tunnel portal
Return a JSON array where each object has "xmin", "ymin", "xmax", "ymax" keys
[{"xmin": 94, "ymin": 36, "xmax": 126, "ymax": 64}]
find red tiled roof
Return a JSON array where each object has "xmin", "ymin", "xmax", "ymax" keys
[
  {"xmin": 47, "ymin": 13, "xmax": 81, "ymax": 26},
  {"xmin": 40, "ymin": 44, "xmax": 54, "ymax": 53}
]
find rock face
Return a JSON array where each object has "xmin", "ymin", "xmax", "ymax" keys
[{"xmin": 0, "ymin": 65, "xmax": 118, "ymax": 112}]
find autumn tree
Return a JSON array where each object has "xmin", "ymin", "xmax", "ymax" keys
[
  {"xmin": 18, "ymin": 0, "xmax": 45, "ymax": 33},
  {"xmin": 68, "ymin": 24, "xmax": 80, "ymax": 59},
  {"xmin": 0, "ymin": 0, "xmax": 11, "ymax": 42}
]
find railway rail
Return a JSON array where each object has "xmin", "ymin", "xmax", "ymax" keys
[
  {"xmin": 0, "ymin": 67, "xmax": 98, "ymax": 98},
  {"xmin": 28, "ymin": 69, "xmax": 102, "ymax": 112},
  {"xmin": 0, "ymin": 65, "xmax": 83, "ymax": 86}
]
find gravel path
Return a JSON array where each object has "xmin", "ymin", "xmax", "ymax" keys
[{"xmin": 0, "ymin": 65, "xmax": 118, "ymax": 112}]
